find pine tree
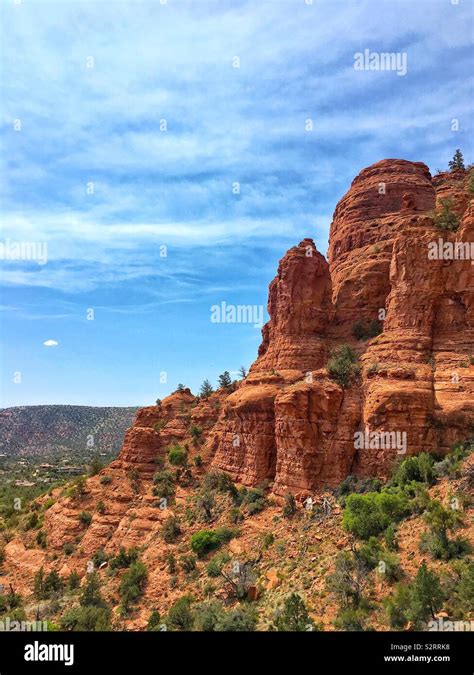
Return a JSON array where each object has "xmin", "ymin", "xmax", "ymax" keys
[
  {"xmin": 409, "ymin": 563, "xmax": 444, "ymax": 625},
  {"xmin": 238, "ymin": 365, "xmax": 247, "ymax": 378},
  {"xmin": 218, "ymin": 371, "xmax": 232, "ymax": 389},
  {"xmin": 449, "ymin": 149, "xmax": 465, "ymax": 171},
  {"xmin": 199, "ymin": 379, "xmax": 214, "ymax": 399},
  {"xmin": 273, "ymin": 593, "xmax": 314, "ymax": 631},
  {"xmin": 80, "ymin": 572, "xmax": 105, "ymax": 608},
  {"xmin": 44, "ymin": 570, "xmax": 63, "ymax": 596},
  {"xmin": 176, "ymin": 383, "xmax": 185, "ymax": 392},
  {"xmin": 34, "ymin": 567, "xmax": 46, "ymax": 600}
]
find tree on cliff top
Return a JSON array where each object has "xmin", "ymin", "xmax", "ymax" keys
[
  {"xmin": 199, "ymin": 379, "xmax": 214, "ymax": 398},
  {"xmin": 449, "ymin": 149, "xmax": 465, "ymax": 171},
  {"xmin": 218, "ymin": 371, "xmax": 232, "ymax": 389}
]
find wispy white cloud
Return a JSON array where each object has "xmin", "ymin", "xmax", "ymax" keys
[{"xmin": 0, "ymin": 0, "xmax": 472, "ymax": 297}]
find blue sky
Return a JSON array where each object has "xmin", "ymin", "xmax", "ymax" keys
[{"xmin": 0, "ymin": 0, "xmax": 473, "ymax": 407}]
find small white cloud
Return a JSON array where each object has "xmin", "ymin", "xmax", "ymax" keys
[{"xmin": 43, "ymin": 339, "xmax": 58, "ymax": 347}]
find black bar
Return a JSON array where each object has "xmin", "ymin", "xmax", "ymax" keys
[{"xmin": 0, "ymin": 631, "xmax": 471, "ymax": 674}]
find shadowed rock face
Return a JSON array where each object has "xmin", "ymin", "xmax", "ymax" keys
[{"xmin": 106, "ymin": 159, "xmax": 472, "ymax": 496}]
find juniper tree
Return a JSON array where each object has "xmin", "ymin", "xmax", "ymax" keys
[
  {"xmin": 449, "ymin": 149, "xmax": 465, "ymax": 171},
  {"xmin": 218, "ymin": 371, "xmax": 232, "ymax": 389},
  {"xmin": 199, "ymin": 379, "xmax": 214, "ymax": 398}
]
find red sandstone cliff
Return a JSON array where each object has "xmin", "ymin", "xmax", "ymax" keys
[
  {"xmin": 210, "ymin": 160, "xmax": 473, "ymax": 493},
  {"xmin": 86, "ymin": 159, "xmax": 474, "ymax": 496}
]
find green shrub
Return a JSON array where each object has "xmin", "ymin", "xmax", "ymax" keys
[
  {"xmin": 352, "ymin": 319, "xmax": 367, "ymax": 340},
  {"xmin": 262, "ymin": 532, "xmax": 275, "ymax": 549},
  {"xmin": 129, "ymin": 468, "xmax": 140, "ymax": 492},
  {"xmin": 190, "ymin": 528, "xmax": 236, "ymax": 557},
  {"xmin": 357, "ymin": 538, "xmax": 401, "ymax": 582},
  {"xmin": 166, "ymin": 552, "xmax": 177, "ymax": 574},
  {"xmin": 240, "ymin": 487, "xmax": 266, "ymax": 514},
  {"xmin": 196, "ymin": 490, "xmax": 215, "ymax": 522},
  {"xmin": 433, "ymin": 198, "xmax": 459, "ymax": 232},
  {"xmin": 24, "ymin": 512, "xmax": 39, "ymax": 530},
  {"xmin": 61, "ymin": 605, "xmax": 110, "ymax": 631},
  {"xmin": 193, "ymin": 455, "xmax": 203, "ymax": 467},
  {"xmin": 468, "ymin": 170, "xmax": 474, "ymax": 195},
  {"xmin": 384, "ymin": 584, "xmax": 412, "ymax": 629},
  {"xmin": 190, "ymin": 530, "xmax": 221, "ymax": 557},
  {"xmin": 180, "ymin": 554, "xmax": 197, "ymax": 573},
  {"xmin": 119, "ymin": 561, "xmax": 147, "ymax": 612},
  {"xmin": 100, "ymin": 475, "xmax": 111, "ymax": 486},
  {"xmin": 63, "ymin": 542, "xmax": 75, "ymax": 556},
  {"xmin": 189, "ymin": 425, "xmax": 203, "ymax": 444},
  {"xmin": 336, "ymin": 475, "xmax": 382, "ymax": 503},
  {"xmin": 0, "ymin": 588, "xmax": 22, "ymax": 614},
  {"xmin": 273, "ymin": 593, "xmax": 315, "ymax": 631},
  {"xmin": 442, "ymin": 559, "xmax": 474, "ymax": 620},
  {"xmin": 109, "ymin": 547, "xmax": 139, "ymax": 570},
  {"xmin": 433, "ymin": 441, "xmax": 472, "ymax": 479},
  {"xmin": 385, "ymin": 563, "xmax": 444, "ymax": 630},
  {"xmin": 206, "ymin": 552, "xmax": 230, "ymax": 577},
  {"xmin": 36, "ymin": 529, "xmax": 47, "ymax": 549},
  {"xmin": 384, "ymin": 523, "xmax": 399, "ymax": 552},
  {"xmin": 92, "ymin": 548, "xmax": 108, "ymax": 567},
  {"xmin": 88, "ymin": 455, "xmax": 103, "ymax": 477},
  {"xmin": 342, "ymin": 490, "xmax": 410, "ymax": 539},
  {"xmin": 282, "ymin": 494, "xmax": 297, "ymax": 518},
  {"xmin": 68, "ymin": 571, "xmax": 80, "ymax": 591},
  {"xmin": 44, "ymin": 570, "xmax": 63, "ymax": 597},
  {"xmin": 229, "ymin": 506, "xmax": 244, "ymax": 523},
  {"xmin": 213, "ymin": 605, "xmax": 257, "ymax": 632},
  {"xmin": 168, "ymin": 444, "xmax": 188, "ymax": 467},
  {"xmin": 202, "ymin": 471, "xmax": 238, "ymax": 499},
  {"xmin": 192, "ymin": 600, "xmax": 224, "ymax": 631},
  {"xmin": 334, "ymin": 608, "xmax": 368, "ymax": 631},
  {"xmin": 79, "ymin": 511, "xmax": 92, "ymax": 526},
  {"xmin": 420, "ymin": 499, "xmax": 469, "ymax": 560},
  {"xmin": 166, "ymin": 595, "xmax": 194, "ymax": 631},
  {"xmin": 367, "ymin": 362, "xmax": 379, "ymax": 376},
  {"xmin": 152, "ymin": 470, "xmax": 176, "ymax": 499},
  {"xmin": 352, "ymin": 319, "xmax": 382, "ymax": 341},
  {"xmin": 326, "ymin": 551, "xmax": 370, "ymax": 609},
  {"xmin": 161, "ymin": 516, "xmax": 181, "ymax": 543},
  {"xmin": 34, "ymin": 567, "xmax": 47, "ymax": 600},
  {"xmin": 80, "ymin": 572, "xmax": 106, "ymax": 608},
  {"xmin": 327, "ymin": 345, "xmax": 360, "ymax": 387},
  {"xmin": 147, "ymin": 610, "xmax": 162, "ymax": 631},
  {"xmin": 390, "ymin": 453, "xmax": 435, "ymax": 487}
]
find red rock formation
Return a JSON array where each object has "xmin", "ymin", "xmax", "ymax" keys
[
  {"xmin": 21, "ymin": 160, "xmax": 472, "ymax": 507},
  {"xmin": 254, "ymin": 238, "xmax": 333, "ymax": 372},
  {"xmin": 210, "ymin": 161, "xmax": 473, "ymax": 491}
]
